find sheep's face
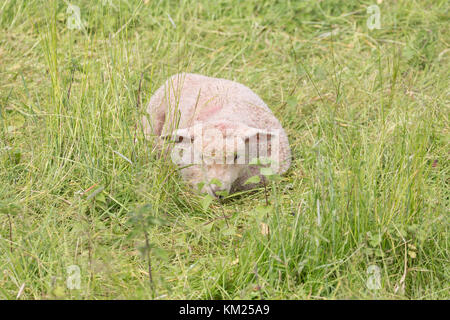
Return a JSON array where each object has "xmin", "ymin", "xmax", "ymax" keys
[{"xmin": 161, "ymin": 121, "xmax": 276, "ymax": 198}]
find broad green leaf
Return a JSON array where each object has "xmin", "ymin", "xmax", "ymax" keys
[
  {"xmin": 215, "ymin": 190, "xmax": 229, "ymax": 197},
  {"xmin": 375, "ymin": 249, "xmax": 385, "ymax": 257},
  {"xmin": 96, "ymin": 192, "xmax": 107, "ymax": 204},
  {"xmin": 52, "ymin": 286, "xmax": 66, "ymax": 298},
  {"xmin": 209, "ymin": 178, "xmax": 222, "ymax": 187},
  {"xmin": 200, "ymin": 194, "xmax": 214, "ymax": 212},
  {"xmin": 201, "ymin": 222, "xmax": 214, "ymax": 233},
  {"xmin": 196, "ymin": 182, "xmax": 206, "ymax": 192},
  {"xmin": 244, "ymin": 175, "xmax": 261, "ymax": 185},
  {"xmin": 260, "ymin": 167, "xmax": 274, "ymax": 176},
  {"xmin": 369, "ymin": 233, "xmax": 382, "ymax": 247}
]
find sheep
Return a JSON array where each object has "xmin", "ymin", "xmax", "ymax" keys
[{"xmin": 141, "ymin": 73, "xmax": 291, "ymax": 198}]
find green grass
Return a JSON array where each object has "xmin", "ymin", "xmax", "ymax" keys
[{"xmin": 0, "ymin": 0, "xmax": 448, "ymax": 299}]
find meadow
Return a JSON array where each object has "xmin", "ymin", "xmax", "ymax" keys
[{"xmin": 0, "ymin": 0, "xmax": 448, "ymax": 299}]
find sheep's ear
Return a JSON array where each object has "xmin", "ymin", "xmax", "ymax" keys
[{"xmin": 160, "ymin": 128, "xmax": 192, "ymax": 143}]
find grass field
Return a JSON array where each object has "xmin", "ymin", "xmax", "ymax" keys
[{"xmin": 0, "ymin": 0, "xmax": 448, "ymax": 299}]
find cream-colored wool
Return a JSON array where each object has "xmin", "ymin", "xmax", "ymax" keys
[{"xmin": 142, "ymin": 73, "xmax": 291, "ymax": 197}]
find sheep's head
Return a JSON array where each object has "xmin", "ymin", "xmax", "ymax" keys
[{"xmin": 161, "ymin": 121, "xmax": 278, "ymax": 198}]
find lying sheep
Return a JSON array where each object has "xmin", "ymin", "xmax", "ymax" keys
[{"xmin": 142, "ymin": 73, "xmax": 291, "ymax": 197}]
